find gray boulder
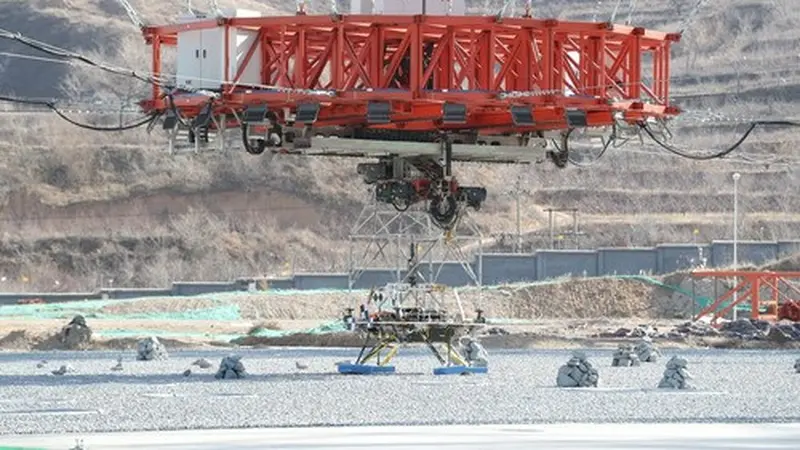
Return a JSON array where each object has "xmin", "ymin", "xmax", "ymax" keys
[
  {"xmin": 611, "ymin": 344, "xmax": 641, "ymax": 367},
  {"xmin": 634, "ymin": 337, "xmax": 661, "ymax": 363},
  {"xmin": 215, "ymin": 355, "xmax": 247, "ymax": 379},
  {"xmin": 657, "ymin": 356, "xmax": 693, "ymax": 389},
  {"xmin": 60, "ymin": 315, "xmax": 92, "ymax": 350},
  {"xmin": 136, "ymin": 337, "xmax": 169, "ymax": 361},
  {"xmin": 556, "ymin": 351, "xmax": 599, "ymax": 388}
]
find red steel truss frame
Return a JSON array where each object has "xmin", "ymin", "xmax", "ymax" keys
[
  {"xmin": 139, "ymin": 14, "xmax": 680, "ymax": 133},
  {"xmin": 691, "ymin": 270, "xmax": 800, "ymax": 325}
]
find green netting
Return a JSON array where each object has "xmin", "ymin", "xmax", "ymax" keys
[
  {"xmin": 246, "ymin": 320, "xmax": 347, "ymax": 338},
  {"xmin": 93, "ymin": 329, "xmax": 242, "ymax": 341},
  {"xmin": 0, "ymin": 299, "xmax": 114, "ymax": 318}
]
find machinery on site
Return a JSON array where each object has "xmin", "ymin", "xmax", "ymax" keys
[
  {"xmin": 135, "ymin": 0, "xmax": 680, "ymax": 231},
  {"xmin": 128, "ymin": 0, "xmax": 680, "ymax": 374},
  {"xmin": 340, "ymin": 241, "xmax": 489, "ymax": 374}
]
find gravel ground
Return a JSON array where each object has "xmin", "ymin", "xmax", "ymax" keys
[{"xmin": 1, "ymin": 347, "xmax": 800, "ymax": 435}]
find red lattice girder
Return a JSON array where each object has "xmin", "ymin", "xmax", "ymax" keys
[{"xmin": 140, "ymin": 14, "xmax": 680, "ymax": 133}]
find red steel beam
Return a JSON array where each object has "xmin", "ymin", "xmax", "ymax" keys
[{"xmin": 140, "ymin": 15, "xmax": 679, "ymax": 131}]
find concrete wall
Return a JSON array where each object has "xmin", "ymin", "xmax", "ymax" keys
[{"xmin": 1, "ymin": 240, "xmax": 798, "ymax": 304}]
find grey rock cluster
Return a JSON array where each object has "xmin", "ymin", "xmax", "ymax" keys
[
  {"xmin": 611, "ymin": 344, "xmax": 640, "ymax": 367},
  {"xmin": 60, "ymin": 315, "xmax": 92, "ymax": 350},
  {"xmin": 51, "ymin": 364, "xmax": 74, "ymax": 376},
  {"xmin": 634, "ymin": 337, "xmax": 660, "ymax": 362},
  {"xmin": 136, "ymin": 337, "xmax": 169, "ymax": 361},
  {"xmin": 657, "ymin": 356, "xmax": 693, "ymax": 389},
  {"xmin": 215, "ymin": 355, "xmax": 247, "ymax": 379},
  {"xmin": 192, "ymin": 358, "xmax": 213, "ymax": 369},
  {"xmin": 668, "ymin": 321, "xmax": 719, "ymax": 338},
  {"xmin": 556, "ymin": 351, "xmax": 599, "ymax": 388}
]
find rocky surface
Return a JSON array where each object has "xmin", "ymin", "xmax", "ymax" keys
[
  {"xmin": 556, "ymin": 351, "xmax": 599, "ymax": 387},
  {"xmin": 136, "ymin": 337, "xmax": 169, "ymax": 361},
  {"xmin": 3, "ymin": 348, "xmax": 800, "ymax": 434},
  {"xmin": 658, "ymin": 356, "xmax": 693, "ymax": 390}
]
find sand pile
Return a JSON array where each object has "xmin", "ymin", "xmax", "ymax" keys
[{"xmin": 491, "ymin": 278, "xmax": 661, "ymax": 319}]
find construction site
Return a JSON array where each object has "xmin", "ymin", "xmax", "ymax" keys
[{"xmin": 1, "ymin": 0, "xmax": 800, "ymax": 448}]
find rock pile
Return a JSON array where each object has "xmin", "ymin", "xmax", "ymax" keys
[
  {"xmin": 215, "ymin": 355, "xmax": 247, "ymax": 379},
  {"xmin": 668, "ymin": 320, "xmax": 719, "ymax": 338},
  {"xmin": 657, "ymin": 356, "xmax": 693, "ymax": 390},
  {"xmin": 611, "ymin": 344, "xmax": 640, "ymax": 367},
  {"xmin": 556, "ymin": 351, "xmax": 599, "ymax": 388},
  {"xmin": 136, "ymin": 337, "xmax": 169, "ymax": 361},
  {"xmin": 51, "ymin": 364, "xmax": 74, "ymax": 376},
  {"xmin": 634, "ymin": 337, "xmax": 660, "ymax": 362},
  {"xmin": 192, "ymin": 358, "xmax": 213, "ymax": 369},
  {"xmin": 60, "ymin": 315, "xmax": 92, "ymax": 350}
]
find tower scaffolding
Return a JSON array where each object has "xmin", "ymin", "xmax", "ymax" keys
[{"xmin": 347, "ymin": 185, "xmax": 484, "ymax": 293}]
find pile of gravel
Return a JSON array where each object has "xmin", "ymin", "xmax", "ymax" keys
[
  {"xmin": 60, "ymin": 315, "xmax": 92, "ymax": 350},
  {"xmin": 611, "ymin": 343, "xmax": 640, "ymax": 367},
  {"xmin": 215, "ymin": 355, "xmax": 247, "ymax": 379},
  {"xmin": 658, "ymin": 356, "xmax": 693, "ymax": 390},
  {"xmin": 556, "ymin": 351, "xmax": 599, "ymax": 387},
  {"xmin": 136, "ymin": 337, "xmax": 169, "ymax": 361},
  {"xmin": 634, "ymin": 337, "xmax": 660, "ymax": 362}
]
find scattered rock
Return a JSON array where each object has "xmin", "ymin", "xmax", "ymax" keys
[
  {"xmin": 556, "ymin": 351, "xmax": 599, "ymax": 388},
  {"xmin": 670, "ymin": 320, "xmax": 719, "ymax": 337},
  {"xmin": 295, "ymin": 361, "xmax": 309, "ymax": 370},
  {"xmin": 136, "ymin": 337, "xmax": 169, "ymax": 361},
  {"xmin": 215, "ymin": 355, "xmax": 247, "ymax": 379},
  {"xmin": 192, "ymin": 358, "xmax": 212, "ymax": 369},
  {"xmin": 634, "ymin": 337, "xmax": 661, "ymax": 362},
  {"xmin": 110, "ymin": 357, "xmax": 123, "ymax": 372},
  {"xmin": 629, "ymin": 325, "xmax": 657, "ymax": 338},
  {"xmin": 658, "ymin": 356, "xmax": 693, "ymax": 390},
  {"xmin": 484, "ymin": 327, "xmax": 509, "ymax": 336},
  {"xmin": 611, "ymin": 343, "xmax": 640, "ymax": 367},
  {"xmin": 51, "ymin": 364, "xmax": 74, "ymax": 376},
  {"xmin": 60, "ymin": 315, "xmax": 92, "ymax": 350},
  {"xmin": 183, "ymin": 369, "xmax": 192, "ymax": 377},
  {"xmin": 36, "ymin": 360, "xmax": 48, "ymax": 369},
  {"xmin": 458, "ymin": 336, "xmax": 489, "ymax": 367}
]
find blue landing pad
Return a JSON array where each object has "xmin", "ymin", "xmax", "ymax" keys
[
  {"xmin": 337, "ymin": 363, "xmax": 396, "ymax": 375},
  {"xmin": 433, "ymin": 365, "xmax": 488, "ymax": 375}
]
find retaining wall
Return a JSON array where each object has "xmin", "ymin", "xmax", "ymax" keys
[{"xmin": 1, "ymin": 240, "xmax": 797, "ymax": 304}]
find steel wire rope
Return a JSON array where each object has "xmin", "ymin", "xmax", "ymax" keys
[
  {"xmin": 639, "ymin": 120, "xmax": 800, "ymax": 161},
  {"xmin": 0, "ymin": 95, "xmax": 160, "ymax": 132}
]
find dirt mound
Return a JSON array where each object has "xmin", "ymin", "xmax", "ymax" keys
[
  {"xmin": 762, "ymin": 252, "xmax": 800, "ymax": 272},
  {"xmin": 490, "ymin": 278, "xmax": 662, "ymax": 319},
  {"xmin": 0, "ymin": 330, "xmax": 36, "ymax": 350},
  {"xmin": 231, "ymin": 332, "xmax": 364, "ymax": 348},
  {"xmin": 100, "ymin": 297, "xmax": 221, "ymax": 316}
]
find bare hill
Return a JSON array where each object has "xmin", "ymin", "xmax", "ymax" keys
[{"xmin": 0, "ymin": 0, "xmax": 799, "ymax": 290}]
